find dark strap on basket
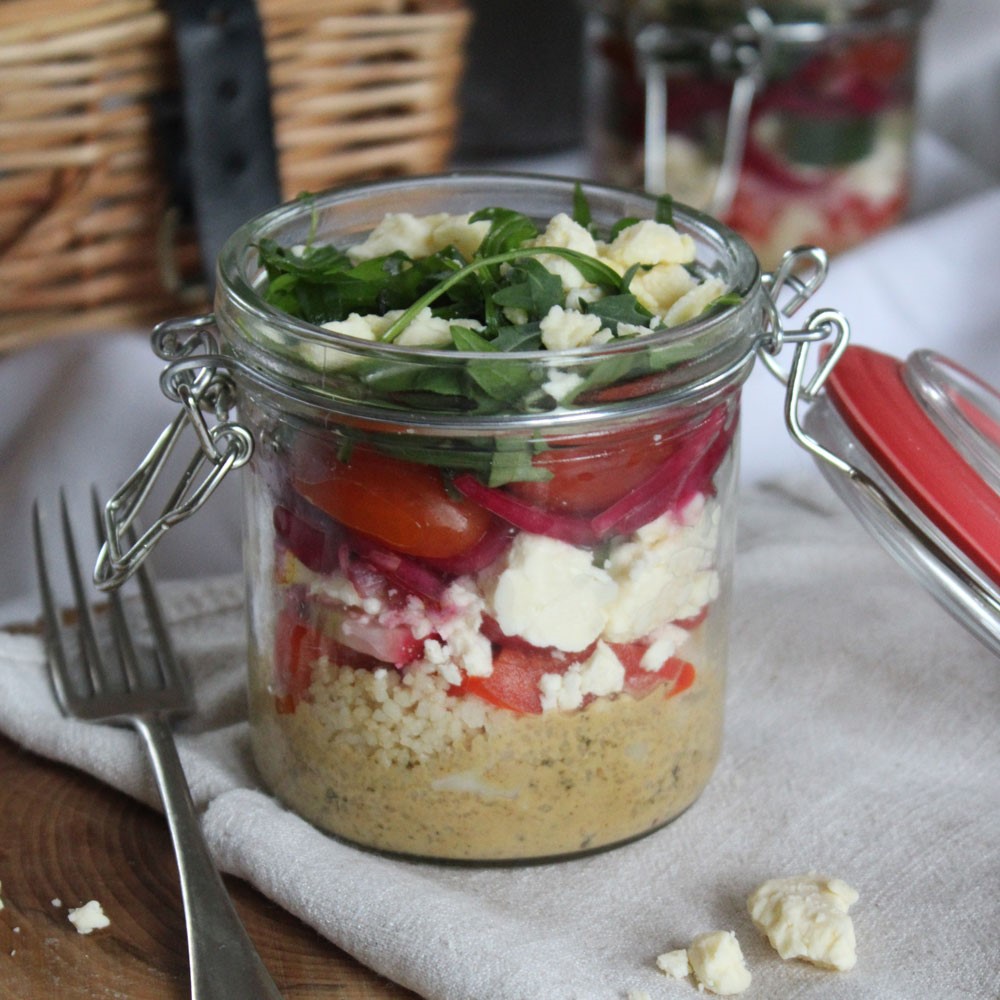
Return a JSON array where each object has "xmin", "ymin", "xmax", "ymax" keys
[{"xmin": 160, "ymin": 0, "xmax": 281, "ymax": 293}]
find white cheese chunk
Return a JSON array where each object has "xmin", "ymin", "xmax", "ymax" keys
[
  {"xmin": 687, "ymin": 930, "xmax": 752, "ymax": 995},
  {"xmin": 747, "ymin": 874, "xmax": 859, "ymax": 971},
  {"xmin": 347, "ymin": 212, "xmax": 488, "ymax": 262},
  {"xmin": 604, "ymin": 503, "xmax": 720, "ymax": 641},
  {"xmin": 485, "ymin": 532, "xmax": 616, "ymax": 652},
  {"xmin": 436, "ymin": 579, "xmax": 493, "ymax": 679},
  {"xmin": 539, "ymin": 305, "xmax": 610, "ymax": 351},
  {"xmin": 539, "ymin": 640, "xmax": 625, "ymax": 712},
  {"xmin": 541, "ymin": 366, "xmax": 586, "ymax": 403},
  {"xmin": 602, "ymin": 218, "xmax": 696, "ymax": 269},
  {"xmin": 527, "ymin": 212, "xmax": 601, "ymax": 291},
  {"xmin": 629, "ymin": 262, "xmax": 696, "ymax": 316},
  {"xmin": 664, "ymin": 277, "xmax": 727, "ymax": 326},
  {"xmin": 395, "ymin": 307, "xmax": 484, "ymax": 348},
  {"xmin": 68, "ymin": 900, "xmax": 110, "ymax": 935},
  {"xmin": 656, "ymin": 947, "xmax": 692, "ymax": 979}
]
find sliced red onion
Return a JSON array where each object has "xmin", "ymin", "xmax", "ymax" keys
[
  {"xmin": 273, "ymin": 502, "xmax": 344, "ymax": 575},
  {"xmin": 452, "ymin": 474, "xmax": 600, "ymax": 546},
  {"xmin": 346, "ymin": 534, "xmax": 449, "ymax": 603},
  {"xmin": 589, "ymin": 405, "xmax": 730, "ymax": 537}
]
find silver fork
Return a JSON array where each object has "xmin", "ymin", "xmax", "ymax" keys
[{"xmin": 33, "ymin": 491, "xmax": 283, "ymax": 1000}]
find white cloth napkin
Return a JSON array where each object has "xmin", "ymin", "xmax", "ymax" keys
[{"xmin": 2, "ymin": 476, "xmax": 997, "ymax": 1000}]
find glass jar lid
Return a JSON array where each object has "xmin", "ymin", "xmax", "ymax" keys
[{"xmin": 803, "ymin": 344, "xmax": 1000, "ymax": 657}]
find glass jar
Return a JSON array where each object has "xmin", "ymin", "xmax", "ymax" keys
[
  {"xmin": 98, "ymin": 173, "xmax": 816, "ymax": 863},
  {"xmin": 224, "ymin": 175, "xmax": 765, "ymax": 861},
  {"xmin": 584, "ymin": 0, "xmax": 931, "ymax": 268}
]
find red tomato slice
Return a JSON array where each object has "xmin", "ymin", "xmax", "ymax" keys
[
  {"xmin": 612, "ymin": 641, "xmax": 696, "ymax": 699},
  {"xmin": 506, "ymin": 431, "xmax": 678, "ymax": 515},
  {"xmin": 292, "ymin": 443, "xmax": 493, "ymax": 559},
  {"xmin": 459, "ymin": 646, "xmax": 554, "ymax": 714},
  {"xmin": 273, "ymin": 609, "xmax": 322, "ymax": 714},
  {"xmin": 667, "ymin": 661, "xmax": 696, "ymax": 698}
]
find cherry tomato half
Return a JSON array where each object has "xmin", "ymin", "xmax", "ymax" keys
[
  {"xmin": 506, "ymin": 430, "xmax": 677, "ymax": 515},
  {"xmin": 292, "ymin": 443, "xmax": 493, "ymax": 559}
]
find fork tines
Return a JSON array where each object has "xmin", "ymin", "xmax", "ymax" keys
[{"xmin": 33, "ymin": 490, "xmax": 191, "ymax": 723}]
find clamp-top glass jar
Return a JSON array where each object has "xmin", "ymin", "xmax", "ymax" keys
[
  {"xmin": 96, "ymin": 173, "xmax": 843, "ymax": 862},
  {"xmin": 585, "ymin": 0, "xmax": 932, "ymax": 267}
]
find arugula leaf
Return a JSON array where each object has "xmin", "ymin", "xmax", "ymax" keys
[
  {"xmin": 572, "ymin": 182, "xmax": 592, "ymax": 229},
  {"xmin": 557, "ymin": 352, "xmax": 637, "ymax": 404},
  {"xmin": 452, "ymin": 325, "xmax": 543, "ymax": 403},
  {"xmin": 378, "ymin": 246, "xmax": 624, "ymax": 344},
  {"xmin": 488, "ymin": 438, "xmax": 553, "ymax": 487},
  {"xmin": 655, "ymin": 194, "xmax": 675, "ymax": 226},
  {"xmin": 584, "ymin": 293, "xmax": 655, "ymax": 331},
  {"xmin": 490, "ymin": 258, "xmax": 564, "ymax": 317},
  {"xmin": 608, "ymin": 216, "xmax": 641, "ymax": 240},
  {"xmin": 470, "ymin": 207, "xmax": 539, "ymax": 264}
]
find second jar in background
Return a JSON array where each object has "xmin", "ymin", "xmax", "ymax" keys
[{"xmin": 584, "ymin": 0, "xmax": 931, "ymax": 267}]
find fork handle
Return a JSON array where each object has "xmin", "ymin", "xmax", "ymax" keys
[{"xmin": 134, "ymin": 714, "xmax": 284, "ymax": 1000}]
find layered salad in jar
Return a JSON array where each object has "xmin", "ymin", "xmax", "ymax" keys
[
  {"xmin": 587, "ymin": 0, "xmax": 920, "ymax": 267},
  {"xmin": 242, "ymin": 188, "xmax": 744, "ymax": 861}
]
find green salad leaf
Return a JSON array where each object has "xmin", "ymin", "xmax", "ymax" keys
[{"xmin": 256, "ymin": 187, "xmax": 741, "ymax": 425}]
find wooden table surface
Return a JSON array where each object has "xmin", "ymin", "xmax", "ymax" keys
[{"xmin": 0, "ymin": 732, "xmax": 418, "ymax": 999}]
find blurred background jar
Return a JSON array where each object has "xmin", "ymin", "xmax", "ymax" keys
[{"xmin": 583, "ymin": 0, "xmax": 933, "ymax": 267}]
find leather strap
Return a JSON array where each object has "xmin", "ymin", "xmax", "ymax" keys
[{"xmin": 161, "ymin": 0, "xmax": 281, "ymax": 292}]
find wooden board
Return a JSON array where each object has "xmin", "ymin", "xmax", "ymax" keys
[{"xmin": 0, "ymin": 733, "xmax": 418, "ymax": 999}]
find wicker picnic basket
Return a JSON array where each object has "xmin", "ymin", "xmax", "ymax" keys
[{"xmin": 0, "ymin": 0, "xmax": 471, "ymax": 352}]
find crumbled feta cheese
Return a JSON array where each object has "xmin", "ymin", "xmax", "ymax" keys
[
  {"xmin": 539, "ymin": 640, "xmax": 625, "ymax": 712},
  {"xmin": 486, "ymin": 533, "xmax": 616, "ymax": 652},
  {"xmin": 320, "ymin": 311, "xmax": 383, "ymax": 342},
  {"xmin": 435, "ymin": 579, "xmax": 492, "ymax": 679},
  {"xmin": 67, "ymin": 900, "xmax": 110, "ymax": 935},
  {"xmin": 310, "ymin": 571, "xmax": 383, "ymax": 616},
  {"xmin": 639, "ymin": 622, "xmax": 690, "ymax": 671},
  {"xmin": 541, "ymin": 367, "xmax": 585, "ymax": 403},
  {"xmin": 664, "ymin": 277, "xmax": 727, "ymax": 326},
  {"xmin": 428, "ymin": 213, "xmax": 491, "ymax": 260},
  {"xmin": 527, "ymin": 212, "xmax": 601, "ymax": 291},
  {"xmin": 51, "ymin": 898, "xmax": 62, "ymax": 908},
  {"xmin": 395, "ymin": 307, "xmax": 483, "ymax": 348},
  {"xmin": 747, "ymin": 874, "xmax": 859, "ymax": 971},
  {"xmin": 323, "ymin": 307, "xmax": 481, "ymax": 350},
  {"xmin": 604, "ymin": 503, "xmax": 720, "ymax": 641},
  {"xmin": 656, "ymin": 947, "xmax": 692, "ymax": 979},
  {"xmin": 348, "ymin": 212, "xmax": 487, "ymax": 262},
  {"xmin": 629, "ymin": 262, "xmax": 697, "ymax": 316},
  {"xmin": 421, "ymin": 638, "xmax": 463, "ymax": 686},
  {"xmin": 687, "ymin": 930, "xmax": 752, "ymax": 995},
  {"xmin": 602, "ymin": 219, "xmax": 696, "ymax": 270},
  {"xmin": 539, "ymin": 305, "xmax": 611, "ymax": 351}
]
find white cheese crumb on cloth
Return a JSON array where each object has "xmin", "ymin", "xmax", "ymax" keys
[
  {"xmin": 687, "ymin": 931, "xmax": 752, "ymax": 995},
  {"xmin": 748, "ymin": 873, "xmax": 859, "ymax": 970},
  {"xmin": 656, "ymin": 948, "xmax": 692, "ymax": 979}
]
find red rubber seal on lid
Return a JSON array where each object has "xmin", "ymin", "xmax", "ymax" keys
[{"xmin": 825, "ymin": 345, "xmax": 1000, "ymax": 587}]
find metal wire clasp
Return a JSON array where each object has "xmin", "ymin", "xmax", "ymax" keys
[
  {"xmin": 757, "ymin": 245, "xmax": 853, "ymax": 470},
  {"xmin": 94, "ymin": 316, "xmax": 254, "ymax": 591}
]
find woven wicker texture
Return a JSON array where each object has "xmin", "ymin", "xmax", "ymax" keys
[{"xmin": 0, "ymin": 0, "xmax": 470, "ymax": 351}]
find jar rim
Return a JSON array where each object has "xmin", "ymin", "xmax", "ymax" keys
[{"xmin": 214, "ymin": 171, "xmax": 764, "ymax": 429}]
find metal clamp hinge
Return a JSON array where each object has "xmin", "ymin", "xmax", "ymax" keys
[{"xmin": 94, "ymin": 317, "xmax": 253, "ymax": 591}]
